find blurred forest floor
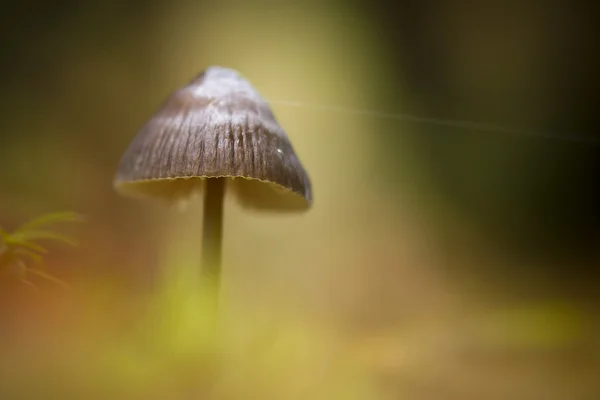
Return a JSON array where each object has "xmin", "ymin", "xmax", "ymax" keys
[{"xmin": 0, "ymin": 1, "xmax": 599, "ymax": 399}]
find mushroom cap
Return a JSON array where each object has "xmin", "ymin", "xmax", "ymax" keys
[{"xmin": 114, "ymin": 66, "xmax": 312, "ymax": 211}]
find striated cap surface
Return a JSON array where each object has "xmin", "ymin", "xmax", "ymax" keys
[{"xmin": 114, "ymin": 66, "xmax": 312, "ymax": 211}]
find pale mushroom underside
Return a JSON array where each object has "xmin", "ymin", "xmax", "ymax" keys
[{"xmin": 114, "ymin": 175, "xmax": 310, "ymax": 212}]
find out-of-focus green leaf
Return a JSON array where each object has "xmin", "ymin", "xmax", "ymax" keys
[
  {"xmin": 1, "ymin": 211, "xmax": 83, "ymax": 288},
  {"xmin": 12, "ymin": 230, "xmax": 78, "ymax": 246},
  {"xmin": 14, "ymin": 212, "xmax": 84, "ymax": 233},
  {"xmin": 4, "ymin": 238, "xmax": 48, "ymax": 254}
]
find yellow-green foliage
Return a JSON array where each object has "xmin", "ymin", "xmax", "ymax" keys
[
  {"xmin": 81, "ymin": 279, "xmax": 381, "ymax": 399},
  {"xmin": 0, "ymin": 211, "xmax": 84, "ymax": 288}
]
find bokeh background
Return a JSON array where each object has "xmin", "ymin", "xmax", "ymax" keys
[{"xmin": 1, "ymin": 0, "xmax": 599, "ymax": 399}]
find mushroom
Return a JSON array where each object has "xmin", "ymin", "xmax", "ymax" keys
[{"xmin": 114, "ymin": 66, "xmax": 312, "ymax": 324}]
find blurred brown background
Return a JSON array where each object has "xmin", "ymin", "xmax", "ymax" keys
[{"xmin": 0, "ymin": 0, "xmax": 599, "ymax": 399}]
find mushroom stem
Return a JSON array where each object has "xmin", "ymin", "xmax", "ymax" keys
[{"xmin": 201, "ymin": 178, "xmax": 225, "ymax": 322}]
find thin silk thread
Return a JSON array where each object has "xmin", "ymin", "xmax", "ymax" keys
[{"xmin": 268, "ymin": 99, "xmax": 599, "ymax": 145}]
